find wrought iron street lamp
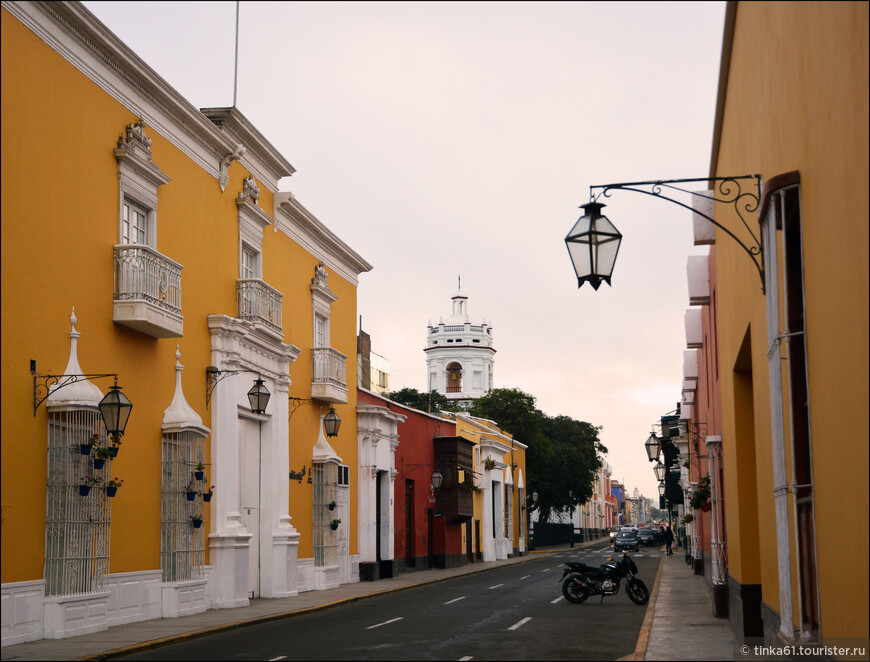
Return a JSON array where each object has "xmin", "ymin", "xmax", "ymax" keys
[
  {"xmin": 564, "ymin": 202, "xmax": 622, "ymax": 290},
  {"xmin": 654, "ymin": 461, "xmax": 666, "ymax": 482},
  {"xmin": 99, "ymin": 384, "xmax": 133, "ymax": 437},
  {"xmin": 246, "ymin": 378, "xmax": 271, "ymax": 415},
  {"xmin": 323, "ymin": 406, "xmax": 341, "ymax": 437},
  {"xmin": 566, "ymin": 175, "xmax": 765, "ymax": 293},
  {"xmin": 431, "ymin": 470, "xmax": 443, "ymax": 489},
  {"xmin": 645, "ymin": 433, "xmax": 661, "ymax": 462}
]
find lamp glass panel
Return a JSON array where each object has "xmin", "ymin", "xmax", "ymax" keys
[{"xmin": 99, "ymin": 387, "xmax": 133, "ymax": 436}]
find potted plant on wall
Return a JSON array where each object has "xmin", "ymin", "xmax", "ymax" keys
[
  {"xmin": 194, "ymin": 463, "xmax": 205, "ymax": 481},
  {"xmin": 80, "ymin": 432, "xmax": 99, "ymax": 455},
  {"xmin": 80, "ymin": 475, "xmax": 101, "ymax": 496},
  {"xmin": 330, "ymin": 518, "xmax": 341, "ymax": 530},
  {"xmin": 203, "ymin": 485, "xmax": 215, "ymax": 502},
  {"xmin": 108, "ymin": 432, "xmax": 122, "ymax": 457},
  {"xmin": 190, "ymin": 513, "xmax": 204, "ymax": 528},
  {"xmin": 690, "ymin": 475, "xmax": 711, "ymax": 512},
  {"xmin": 186, "ymin": 483, "xmax": 198, "ymax": 501},
  {"xmin": 93, "ymin": 445, "xmax": 112, "ymax": 469},
  {"xmin": 106, "ymin": 477, "xmax": 124, "ymax": 497},
  {"xmin": 328, "ymin": 500, "xmax": 337, "ymax": 511},
  {"xmin": 484, "ymin": 457, "xmax": 497, "ymax": 471},
  {"xmin": 681, "ymin": 513, "xmax": 694, "ymax": 525}
]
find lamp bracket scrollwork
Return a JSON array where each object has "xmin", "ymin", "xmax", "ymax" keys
[
  {"xmin": 205, "ymin": 366, "xmax": 259, "ymax": 408},
  {"xmin": 590, "ymin": 175, "xmax": 764, "ymax": 293},
  {"xmin": 31, "ymin": 360, "xmax": 118, "ymax": 416}
]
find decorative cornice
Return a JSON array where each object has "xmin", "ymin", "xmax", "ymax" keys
[
  {"xmin": 4, "ymin": 2, "xmax": 245, "ymax": 183},
  {"xmin": 275, "ymin": 192, "xmax": 372, "ymax": 286}
]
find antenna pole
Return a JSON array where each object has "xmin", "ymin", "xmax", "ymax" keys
[{"xmin": 233, "ymin": 1, "xmax": 240, "ymax": 107}]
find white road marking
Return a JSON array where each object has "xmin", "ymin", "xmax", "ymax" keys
[
  {"xmin": 508, "ymin": 617, "xmax": 533, "ymax": 630},
  {"xmin": 489, "ymin": 583, "xmax": 504, "ymax": 589},
  {"xmin": 459, "ymin": 657, "xmax": 474, "ymax": 661},
  {"xmin": 541, "ymin": 567, "xmax": 551, "ymax": 572},
  {"xmin": 519, "ymin": 574, "xmax": 531, "ymax": 580},
  {"xmin": 444, "ymin": 596, "xmax": 466, "ymax": 605},
  {"xmin": 268, "ymin": 657, "xmax": 287, "ymax": 661},
  {"xmin": 550, "ymin": 596, "xmax": 563, "ymax": 604},
  {"xmin": 366, "ymin": 617, "xmax": 403, "ymax": 629}
]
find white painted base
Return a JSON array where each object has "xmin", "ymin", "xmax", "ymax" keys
[
  {"xmin": 313, "ymin": 565, "xmax": 340, "ymax": 591},
  {"xmin": 43, "ymin": 591, "xmax": 110, "ymax": 640},
  {"xmin": 161, "ymin": 579, "xmax": 208, "ymax": 618},
  {"xmin": 296, "ymin": 558, "xmax": 315, "ymax": 593},
  {"xmin": 1, "ymin": 579, "xmax": 45, "ymax": 647},
  {"xmin": 104, "ymin": 570, "xmax": 162, "ymax": 626}
]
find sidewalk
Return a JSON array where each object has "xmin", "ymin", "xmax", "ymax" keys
[
  {"xmin": 0, "ymin": 540, "xmax": 734, "ymax": 661},
  {"xmin": 639, "ymin": 549, "xmax": 736, "ymax": 661}
]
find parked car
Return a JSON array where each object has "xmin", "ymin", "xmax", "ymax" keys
[
  {"xmin": 637, "ymin": 528, "xmax": 657, "ymax": 546},
  {"xmin": 613, "ymin": 529, "xmax": 639, "ymax": 552}
]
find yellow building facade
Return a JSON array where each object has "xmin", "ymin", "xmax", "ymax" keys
[
  {"xmin": 2, "ymin": 1, "xmax": 370, "ymax": 645},
  {"xmin": 452, "ymin": 413, "xmax": 528, "ymax": 561},
  {"xmin": 708, "ymin": 1, "xmax": 868, "ymax": 647}
]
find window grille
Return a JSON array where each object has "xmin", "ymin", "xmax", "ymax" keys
[
  {"xmin": 313, "ymin": 462, "xmax": 338, "ymax": 567},
  {"xmin": 505, "ymin": 486, "xmax": 514, "ymax": 541},
  {"xmin": 44, "ymin": 410, "xmax": 111, "ymax": 597},
  {"xmin": 161, "ymin": 431, "xmax": 206, "ymax": 582}
]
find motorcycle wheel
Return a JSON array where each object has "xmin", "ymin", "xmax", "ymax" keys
[
  {"xmin": 626, "ymin": 579, "xmax": 650, "ymax": 605},
  {"xmin": 561, "ymin": 574, "xmax": 591, "ymax": 604}
]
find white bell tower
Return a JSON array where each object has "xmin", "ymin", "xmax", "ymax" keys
[{"xmin": 425, "ymin": 281, "xmax": 495, "ymax": 405}]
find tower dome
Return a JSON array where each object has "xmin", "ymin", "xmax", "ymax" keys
[{"xmin": 425, "ymin": 284, "xmax": 495, "ymax": 405}]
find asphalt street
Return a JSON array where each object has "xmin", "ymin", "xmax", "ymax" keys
[{"xmin": 116, "ymin": 544, "xmax": 660, "ymax": 661}]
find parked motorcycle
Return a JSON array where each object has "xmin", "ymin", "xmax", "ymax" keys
[{"xmin": 560, "ymin": 552, "xmax": 650, "ymax": 605}]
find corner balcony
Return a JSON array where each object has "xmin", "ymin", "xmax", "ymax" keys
[
  {"xmin": 237, "ymin": 279, "xmax": 283, "ymax": 335},
  {"xmin": 311, "ymin": 347, "xmax": 348, "ymax": 404},
  {"xmin": 113, "ymin": 244, "xmax": 183, "ymax": 338}
]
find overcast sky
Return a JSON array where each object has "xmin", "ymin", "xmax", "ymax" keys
[{"xmin": 84, "ymin": 0, "xmax": 726, "ymax": 503}]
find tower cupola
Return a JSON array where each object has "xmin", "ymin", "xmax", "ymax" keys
[{"xmin": 425, "ymin": 283, "xmax": 495, "ymax": 405}]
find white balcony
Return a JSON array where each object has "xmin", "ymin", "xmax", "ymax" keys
[
  {"xmin": 113, "ymin": 244, "xmax": 183, "ymax": 338},
  {"xmin": 311, "ymin": 347, "xmax": 348, "ymax": 404},
  {"xmin": 237, "ymin": 279, "xmax": 283, "ymax": 335}
]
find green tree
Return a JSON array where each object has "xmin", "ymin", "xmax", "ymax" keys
[
  {"xmin": 389, "ymin": 387, "xmax": 453, "ymax": 413},
  {"xmin": 469, "ymin": 387, "xmax": 605, "ymax": 524}
]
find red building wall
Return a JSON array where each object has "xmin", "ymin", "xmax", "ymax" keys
[{"xmin": 357, "ymin": 390, "xmax": 461, "ymax": 569}]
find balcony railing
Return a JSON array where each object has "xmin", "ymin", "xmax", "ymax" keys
[
  {"xmin": 237, "ymin": 279, "xmax": 283, "ymax": 335},
  {"xmin": 113, "ymin": 244, "xmax": 183, "ymax": 337},
  {"xmin": 114, "ymin": 244, "xmax": 182, "ymax": 313},
  {"xmin": 311, "ymin": 347, "xmax": 348, "ymax": 404}
]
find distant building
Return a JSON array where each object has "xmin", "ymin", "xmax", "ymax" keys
[{"xmin": 425, "ymin": 287, "xmax": 495, "ymax": 405}]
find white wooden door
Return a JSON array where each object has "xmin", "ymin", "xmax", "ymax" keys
[{"xmin": 239, "ymin": 418, "xmax": 261, "ymax": 598}]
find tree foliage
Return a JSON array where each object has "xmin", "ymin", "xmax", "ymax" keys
[
  {"xmin": 388, "ymin": 387, "xmax": 455, "ymax": 413},
  {"xmin": 470, "ymin": 388, "xmax": 605, "ymax": 524}
]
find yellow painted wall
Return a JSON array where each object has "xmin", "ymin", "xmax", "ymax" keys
[
  {"xmin": 2, "ymin": 6, "xmax": 362, "ymax": 584},
  {"xmin": 714, "ymin": 1, "xmax": 868, "ymax": 637}
]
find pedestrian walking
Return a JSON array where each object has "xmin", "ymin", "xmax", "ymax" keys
[{"xmin": 664, "ymin": 525, "xmax": 674, "ymax": 556}]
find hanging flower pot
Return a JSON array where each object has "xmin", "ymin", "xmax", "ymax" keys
[
  {"xmin": 328, "ymin": 501, "xmax": 337, "ymax": 511},
  {"xmin": 93, "ymin": 458, "xmax": 106, "ymax": 470},
  {"xmin": 330, "ymin": 519, "xmax": 341, "ymax": 530},
  {"xmin": 79, "ymin": 484, "xmax": 91, "ymax": 496},
  {"xmin": 190, "ymin": 513, "xmax": 203, "ymax": 529},
  {"xmin": 108, "ymin": 446, "xmax": 119, "ymax": 458},
  {"xmin": 203, "ymin": 485, "xmax": 215, "ymax": 502},
  {"xmin": 186, "ymin": 490, "xmax": 197, "ymax": 501},
  {"xmin": 701, "ymin": 502, "xmax": 711, "ymax": 513},
  {"xmin": 105, "ymin": 477, "xmax": 123, "ymax": 497},
  {"xmin": 195, "ymin": 463, "xmax": 205, "ymax": 481},
  {"xmin": 80, "ymin": 443, "xmax": 93, "ymax": 455}
]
